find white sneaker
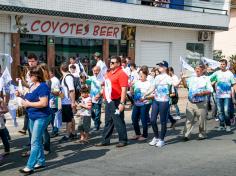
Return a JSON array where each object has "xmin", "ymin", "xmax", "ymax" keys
[
  {"xmin": 226, "ymin": 126, "xmax": 231, "ymax": 132},
  {"xmin": 173, "ymin": 116, "xmax": 181, "ymax": 120},
  {"xmin": 156, "ymin": 140, "xmax": 165, "ymax": 147},
  {"xmin": 149, "ymin": 137, "xmax": 159, "ymax": 146}
]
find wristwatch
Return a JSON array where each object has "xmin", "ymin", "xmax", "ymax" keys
[{"xmin": 120, "ymin": 102, "xmax": 125, "ymax": 105}]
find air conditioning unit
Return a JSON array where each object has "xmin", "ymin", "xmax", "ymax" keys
[{"xmin": 198, "ymin": 31, "xmax": 212, "ymax": 41}]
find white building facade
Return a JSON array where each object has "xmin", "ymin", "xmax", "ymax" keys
[{"xmin": 0, "ymin": 0, "xmax": 230, "ymax": 77}]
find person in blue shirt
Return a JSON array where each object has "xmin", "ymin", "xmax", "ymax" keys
[{"xmin": 19, "ymin": 65, "xmax": 50, "ymax": 175}]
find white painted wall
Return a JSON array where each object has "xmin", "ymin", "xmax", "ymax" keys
[
  {"xmin": 135, "ymin": 26, "xmax": 213, "ymax": 75},
  {"xmin": 0, "ymin": 0, "xmax": 229, "ymax": 29},
  {"xmin": 214, "ymin": 8, "xmax": 236, "ymax": 58}
]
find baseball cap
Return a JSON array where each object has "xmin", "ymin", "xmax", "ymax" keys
[
  {"xmin": 156, "ymin": 60, "xmax": 169, "ymax": 68},
  {"xmin": 94, "ymin": 52, "xmax": 101, "ymax": 57}
]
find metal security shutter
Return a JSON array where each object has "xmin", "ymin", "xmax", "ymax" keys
[{"xmin": 139, "ymin": 41, "xmax": 171, "ymax": 67}]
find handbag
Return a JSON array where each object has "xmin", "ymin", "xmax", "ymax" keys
[{"xmin": 169, "ymin": 86, "xmax": 179, "ymax": 105}]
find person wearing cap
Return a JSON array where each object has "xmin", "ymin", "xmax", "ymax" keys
[
  {"xmin": 94, "ymin": 52, "xmax": 107, "ymax": 81},
  {"xmin": 144, "ymin": 60, "xmax": 179, "ymax": 147},
  {"xmin": 209, "ymin": 59, "xmax": 236, "ymax": 132},
  {"xmin": 181, "ymin": 64, "xmax": 213, "ymax": 141}
]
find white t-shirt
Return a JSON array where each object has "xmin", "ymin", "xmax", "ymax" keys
[
  {"xmin": 80, "ymin": 96, "xmax": 92, "ymax": 116},
  {"xmin": 133, "ymin": 80, "xmax": 152, "ymax": 106},
  {"xmin": 130, "ymin": 70, "xmax": 140, "ymax": 85},
  {"xmin": 51, "ymin": 76, "xmax": 60, "ymax": 91},
  {"xmin": 171, "ymin": 74, "xmax": 179, "ymax": 85},
  {"xmin": 69, "ymin": 63, "xmax": 81, "ymax": 78},
  {"xmin": 61, "ymin": 74, "xmax": 75, "ymax": 105},
  {"xmin": 154, "ymin": 73, "xmax": 174, "ymax": 102},
  {"xmin": 123, "ymin": 66, "xmax": 131, "ymax": 77},
  {"xmin": 96, "ymin": 60, "xmax": 107, "ymax": 76},
  {"xmin": 147, "ymin": 75, "xmax": 155, "ymax": 85}
]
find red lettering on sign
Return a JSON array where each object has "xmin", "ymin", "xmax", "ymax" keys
[
  {"xmin": 70, "ymin": 23, "xmax": 76, "ymax": 34},
  {"xmin": 113, "ymin": 27, "xmax": 120, "ymax": 38},
  {"xmin": 31, "ymin": 20, "xmax": 40, "ymax": 32},
  {"xmin": 41, "ymin": 21, "xmax": 51, "ymax": 33},
  {"xmin": 60, "ymin": 23, "xmax": 69, "ymax": 34},
  {"xmin": 106, "ymin": 27, "xmax": 113, "ymax": 37},
  {"xmin": 76, "ymin": 24, "xmax": 83, "ymax": 35},
  {"xmin": 83, "ymin": 24, "xmax": 89, "ymax": 35},
  {"xmin": 100, "ymin": 26, "xmax": 107, "ymax": 36},
  {"xmin": 93, "ymin": 25, "xmax": 100, "ymax": 36},
  {"xmin": 52, "ymin": 21, "xmax": 60, "ymax": 33}
]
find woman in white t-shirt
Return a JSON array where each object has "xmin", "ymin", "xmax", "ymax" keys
[{"xmin": 130, "ymin": 67, "xmax": 152, "ymax": 141}]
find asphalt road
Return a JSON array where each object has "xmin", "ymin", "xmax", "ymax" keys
[{"xmin": 1, "ymin": 89, "xmax": 236, "ymax": 176}]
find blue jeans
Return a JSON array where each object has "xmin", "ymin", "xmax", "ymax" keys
[
  {"xmin": 43, "ymin": 115, "xmax": 52, "ymax": 152},
  {"xmin": 131, "ymin": 104, "xmax": 149, "ymax": 138},
  {"xmin": 27, "ymin": 118, "xmax": 47, "ymax": 170},
  {"xmin": 0, "ymin": 128, "xmax": 10, "ymax": 152},
  {"xmin": 145, "ymin": 103, "xmax": 152, "ymax": 123},
  {"xmin": 173, "ymin": 104, "xmax": 180, "ymax": 116},
  {"xmin": 102, "ymin": 100, "xmax": 128, "ymax": 144},
  {"xmin": 151, "ymin": 100, "xmax": 170, "ymax": 140},
  {"xmin": 50, "ymin": 108, "xmax": 59, "ymax": 134},
  {"xmin": 216, "ymin": 98, "xmax": 231, "ymax": 127},
  {"xmin": 92, "ymin": 103, "xmax": 102, "ymax": 130}
]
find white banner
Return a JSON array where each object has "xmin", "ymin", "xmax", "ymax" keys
[
  {"xmin": 11, "ymin": 15, "xmax": 122, "ymax": 40},
  {"xmin": 180, "ymin": 56, "xmax": 195, "ymax": 72},
  {"xmin": 201, "ymin": 57, "xmax": 220, "ymax": 69}
]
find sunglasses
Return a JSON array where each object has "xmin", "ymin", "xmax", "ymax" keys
[{"xmin": 110, "ymin": 61, "xmax": 117, "ymax": 65}]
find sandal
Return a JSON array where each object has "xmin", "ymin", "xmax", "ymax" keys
[
  {"xmin": 21, "ymin": 151, "xmax": 30, "ymax": 157},
  {"xmin": 130, "ymin": 135, "xmax": 140, "ymax": 140},
  {"xmin": 138, "ymin": 136, "xmax": 147, "ymax": 141}
]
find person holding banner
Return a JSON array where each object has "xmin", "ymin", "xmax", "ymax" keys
[
  {"xmin": 182, "ymin": 64, "xmax": 213, "ymax": 141},
  {"xmin": 209, "ymin": 59, "xmax": 236, "ymax": 132}
]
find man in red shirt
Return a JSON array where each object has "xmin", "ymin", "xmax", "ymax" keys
[{"xmin": 95, "ymin": 56, "xmax": 129, "ymax": 148}]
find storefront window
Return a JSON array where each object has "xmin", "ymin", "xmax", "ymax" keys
[
  {"xmin": 109, "ymin": 40, "xmax": 128, "ymax": 57},
  {"xmin": 20, "ymin": 34, "xmax": 47, "ymax": 65},
  {"xmin": 55, "ymin": 37, "xmax": 103, "ymax": 66},
  {"xmin": 186, "ymin": 43, "xmax": 204, "ymax": 67}
]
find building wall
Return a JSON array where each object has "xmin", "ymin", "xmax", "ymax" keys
[
  {"xmin": 135, "ymin": 26, "xmax": 213, "ymax": 75},
  {"xmin": 0, "ymin": 0, "xmax": 229, "ymax": 29},
  {"xmin": 0, "ymin": 14, "xmax": 11, "ymax": 56},
  {"xmin": 214, "ymin": 8, "xmax": 236, "ymax": 58}
]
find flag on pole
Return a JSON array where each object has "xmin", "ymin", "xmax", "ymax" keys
[
  {"xmin": 0, "ymin": 53, "xmax": 13, "ymax": 71},
  {"xmin": 180, "ymin": 56, "xmax": 195, "ymax": 72},
  {"xmin": 201, "ymin": 57, "xmax": 220, "ymax": 69},
  {"xmin": 0, "ymin": 67, "xmax": 12, "ymax": 85}
]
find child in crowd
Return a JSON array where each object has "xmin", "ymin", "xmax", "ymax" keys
[
  {"xmin": 75, "ymin": 86, "xmax": 92, "ymax": 143},
  {"xmin": 0, "ymin": 94, "xmax": 10, "ymax": 159}
]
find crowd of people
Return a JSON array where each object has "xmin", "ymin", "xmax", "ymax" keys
[{"xmin": 0, "ymin": 52, "xmax": 236, "ymax": 175}]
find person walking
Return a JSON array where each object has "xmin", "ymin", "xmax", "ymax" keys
[
  {"xmin": 19, "ymin": 66, "xmax": 50, "ymax": 174},
  {"xmin": 95, "ymin": 56, "xmax": 129, "ymax": 148}
]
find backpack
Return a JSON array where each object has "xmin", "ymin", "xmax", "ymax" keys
[
  {"xmin": 169, "ymin": 86, "xmax": 179, "ymax": 105},
  {"xmin": 63, "ymin": 74, "xmax": 81, "ymax": 100}
]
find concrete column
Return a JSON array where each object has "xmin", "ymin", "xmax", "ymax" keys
[
  {"xmin": 128, "ymin": 40, "xmax": 135, "ymax": 62},
  {"xmin": 103, "ymin": 39, "xmax": 109, "ymax": 66},
  {"xmin": 47, "ymin": 36, "xmax": 55, "ymax": 69},
  {"xmin": 11, "ymin": 33, "xmax": 20, "ymax": 80}
]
